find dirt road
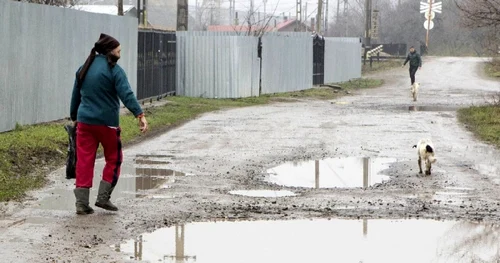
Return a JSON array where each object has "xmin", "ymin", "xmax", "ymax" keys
[{"xmin": 1, "ymin": 56, "xmax": 500, "ymax": 262}]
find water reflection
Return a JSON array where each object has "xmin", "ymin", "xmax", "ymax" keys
[
  {"xmin": 265, "ymin": 157, "xmax": 395, "ymax": 188},
  {"xmin": 38, "ymin": 156, "xmax": 186, "ymax": 211},
  {"xmin": 118, "ymin": 219, "xmax": 500, "ymax": 263}
]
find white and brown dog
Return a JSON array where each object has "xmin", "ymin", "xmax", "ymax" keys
[
  {"xmin": 412, "ymin": 138, "xmax": 436, "ymax": 175},
  {"xmin": 411, "ymin": 82, "xmax": 420, "ymax": 102}
]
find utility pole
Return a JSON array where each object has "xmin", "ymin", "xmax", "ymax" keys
[
  {"xmin": 295, "ymin": 0, "xmax": 302, "ymax": 31},
  {"xmin": 229, "ymin": 0, "xmax": 233, "ymax": 25},
  {"xmin": 142, "ymin": 0, "xmax": 147, "ymax": 26},
  {"xmin": 137, "ymin": 0, "xmax": 141, "ymax": 24},
  {"xmin": 343, "ymin": 0, "xmax": 348, "ymax": 36},
  {"xmin": 324, "ymin": 0, "xmax": 328, "ymax": 34},
  {"xmin": 316, "ymin": 0, "xmax": 323, "ymax": 33},
  {"xmin": 336, "ymin": 0, "xmax": 340, "ymax": 24},
  {"xmin": 304, "ymin": 2, "xmax": 308, "ymax": 29},
  {"xmin": 250, "ymin": 0, "xmax": 254, "ymax": 24},
  {"xmin": 177, "ymin": 0, "xmax": 188, "ymax": 30},
  {"xmin": 364, "ymin": 0, "xmax": 372, "ymax": 65},
  {"xmin": 118, "ymin": 0, "xmax": 123, "ymax": 15}
]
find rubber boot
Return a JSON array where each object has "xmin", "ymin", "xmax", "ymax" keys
[
  {"xmin": 74, "ymin": 188, "xmax": 95, "ymax": 215},
  {"xmin": 95, "ymin": 180, "xmax": 118, "ymax": 211}
]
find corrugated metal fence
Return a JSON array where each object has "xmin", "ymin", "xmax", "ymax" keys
[
  {"xmin": 0, "ymin": 0, "xmax": 138, "ymax": 133},
  {"xmin": 176, "ymin": 32, "xmax": 360, "ymax": 98},
  {"xmin": 137, "ymin": 30, "xmax": 176, "ymax": 100},
  {"xmin": 176, "ymin": 32, "xmax": 260, "ymax": 98},
  {"xmin": 324, "ymin": 37, "xmax": 362, "ymax": 84},
  {"xmin": 260, "ymin": 33, "xmax": 313, "ymax": 94}
]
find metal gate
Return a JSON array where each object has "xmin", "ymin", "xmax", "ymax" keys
[
  {"xmin": 137, "ymin": 30, "xmax": 176, "ymax": 100},
  {"xmin": 313, "ymin": 35, "xmax": 325, "ymax": 85}
]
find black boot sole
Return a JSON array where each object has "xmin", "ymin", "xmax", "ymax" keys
[
  {"xmin": 76, "ymin": 208, "xmax": 95, "ymax": 215},
  {"xmin": 95, "ymin": 202, "xmax": 118, "ymax": 211}
]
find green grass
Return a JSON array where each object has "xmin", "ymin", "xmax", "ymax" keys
[
  {"xmin": 458, "ymin": 104, "xmax": 500, "ymax": 148},
  {"xmin": 0, "ymin": 78, "xmax": 383, "ymax": 202},
  {"xmin": 485, "ymin": 59, "xmax": 500, "ymax": 78},
  {"xmin": 362, "ymin": 60, "xmax": 402, "ymax": 74},
  {"xmin": 457, "ymin": 62, "xmax": 500, "ymax": 149}
]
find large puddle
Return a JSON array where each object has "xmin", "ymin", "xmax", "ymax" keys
[
  {"xmin": 264, "ymin": 157, "xmax": 396, "ymax": 188},
  {"xmin": 37, "ymin": 155, "xmax": 187, "ymax": 211},
  {"xmin": 116, "ymin": 219, "xmax": 500, "ymax": 262}
]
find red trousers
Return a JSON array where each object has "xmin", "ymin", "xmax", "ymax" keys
[{"xmin": 76, "ymin": 122, "xmax": 122, "ymax": 188}]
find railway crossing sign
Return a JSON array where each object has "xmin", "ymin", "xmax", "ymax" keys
[
  {"xmin": 420, "ymin": 0, "xmax": 442, "ymax": 47},
  {"xmin": 420, "ymin": 1, "xmax": 442, "ymax": 13}
]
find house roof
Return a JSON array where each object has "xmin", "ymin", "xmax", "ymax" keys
[
  {"xmin": 207, "ymin": 25, "xmax": 274, "ymax": 32},
  {"xmin": 275, "ymin": 19, "xmax": 297, "ymax": 30},
  {"xmin": 207, "ymin": 19, "xmax": 309, "ymax": 32}
]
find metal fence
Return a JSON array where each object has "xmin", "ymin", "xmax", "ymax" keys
[
  {"xmin": 324, "ymin": 37, "xmax": 362, "ymax": 84},
  {"xmin": 176, "ymin": 32, "xmax": 260, "ymax": 98},
  {"xmin": 313, "ymin": 35, "xmax": 325, "ymax": 85},
  {"xmin": 137, "ymin": 30, "xmax": 176, "ymax": 100},
  {"xmin": 0, "ymin": 1, "xmax": 138, "ymax": 133},
  {"xmin": 377, "ymin": 43, "xmax": 407, "ymax": 56},
  {"xmin": 260, "ymin": 33, "xmax": 313, "ymax": 94}
]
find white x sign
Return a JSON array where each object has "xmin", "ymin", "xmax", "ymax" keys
[{"xmin": 420, "ymin": 1, "xmax": 442, "ymax": 13}]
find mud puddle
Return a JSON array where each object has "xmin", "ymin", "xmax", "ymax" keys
[
  {"xmin": 228, "ymin": 190, "xmax": 297, "ymax": 197},
  {"xmin": 264, "ymin": 157, "xmax": 396, "ymax": 188},
  {"xmin": 407, "ymin": 105, "xmax": 461, "ymax": 112},
  {"xmin": 116, "ymin": 219, "xmax": 500, "ymax": 263},
  {"xmin": 37, "ymin": 156, "xmax": 187, "ymax": 211}
]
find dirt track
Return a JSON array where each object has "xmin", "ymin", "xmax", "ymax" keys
[{"xmin": 1, "ymin": 56, "xmax": 500, "ymax": 262}]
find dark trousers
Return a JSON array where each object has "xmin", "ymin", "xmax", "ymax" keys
[{"xmin": 409, "ymin": 66, "xmax": 418, "ymax": 85}]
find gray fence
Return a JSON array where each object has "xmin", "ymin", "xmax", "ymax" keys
[
  {"xmin": 0, "ymin": 1, "xmax": 138, "ymax": 133},
  {"xmin": 176, "ymin": 32, "xmax": 359, "ymax": 99},
  {"xmin": 260, "ymin": 34, "xmax": 313, "ymax": 94},
  {"xmin": 324, "ymin": 37, "xmax": 362, "ymax": 84},
  {"xmin": 176, "ymin": 33, "xmax": 260, "ymax": 98}
]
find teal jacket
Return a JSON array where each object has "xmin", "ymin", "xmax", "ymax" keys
[
  {"xmin": 70, "ymin": 55, "xmax": 143, "ymax": 127},
  {"xmin": 403, "ymin": 51, "xmax": 422, "ymax": 67}
]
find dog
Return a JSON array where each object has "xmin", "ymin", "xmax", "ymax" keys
[
  {"xmin": 411, "ymin": 82, "xmax": 420, "ymax": 102},
  {"xmin": 412, "ymin": 138, "xmax": 437, "ymax": 175}
]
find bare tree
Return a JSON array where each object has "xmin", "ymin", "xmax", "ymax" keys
[
  {"xmin": 231, "ymin": 0, "xmax": 281, "ymax": 36},
  {"xmin": 455, "ymin": 0, "xmax": 500, "ymax": 55},
  {"xmin": 455, "ymin": 0, "xmax": 500, "ymax": 28},
  {"xmin": 193, "ymin": 0, "xmax": 217, "ymax": 30}
]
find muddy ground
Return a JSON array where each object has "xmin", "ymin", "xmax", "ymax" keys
[{"xmin": 1, "ymin": 56, "xmax": 500, "ymax": 262}]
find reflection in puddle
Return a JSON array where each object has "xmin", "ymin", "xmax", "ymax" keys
[
  {"xmin": 228, "ymin": 190, "xmax": 297, "ymax": 197},
  {"xmin": 265, "ymin": 157, "xmax": 395, "ymax": 188},
  {"xmin": 116, "ymin": 219, "xmax": 500, "ymax": 263},
  {"xmin": 408, "ymin": 105, "xmax": 460, "ymax": 112},
  {"xmin": 38, "ymin": 157, "xmax": 186, "ymax": 211},
  {"xmin": 136, "ymin": 167, "xmax": 186, "ymax": 177}
]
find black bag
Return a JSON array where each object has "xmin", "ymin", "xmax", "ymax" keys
[{"xmin": 64, "ymin": 124, "xmax": 77, "ymax": 179}]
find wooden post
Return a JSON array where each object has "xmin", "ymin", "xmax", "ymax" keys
[{"xmin": 425, "ymin": 0, "xmax": 433, "ymax": 47}]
